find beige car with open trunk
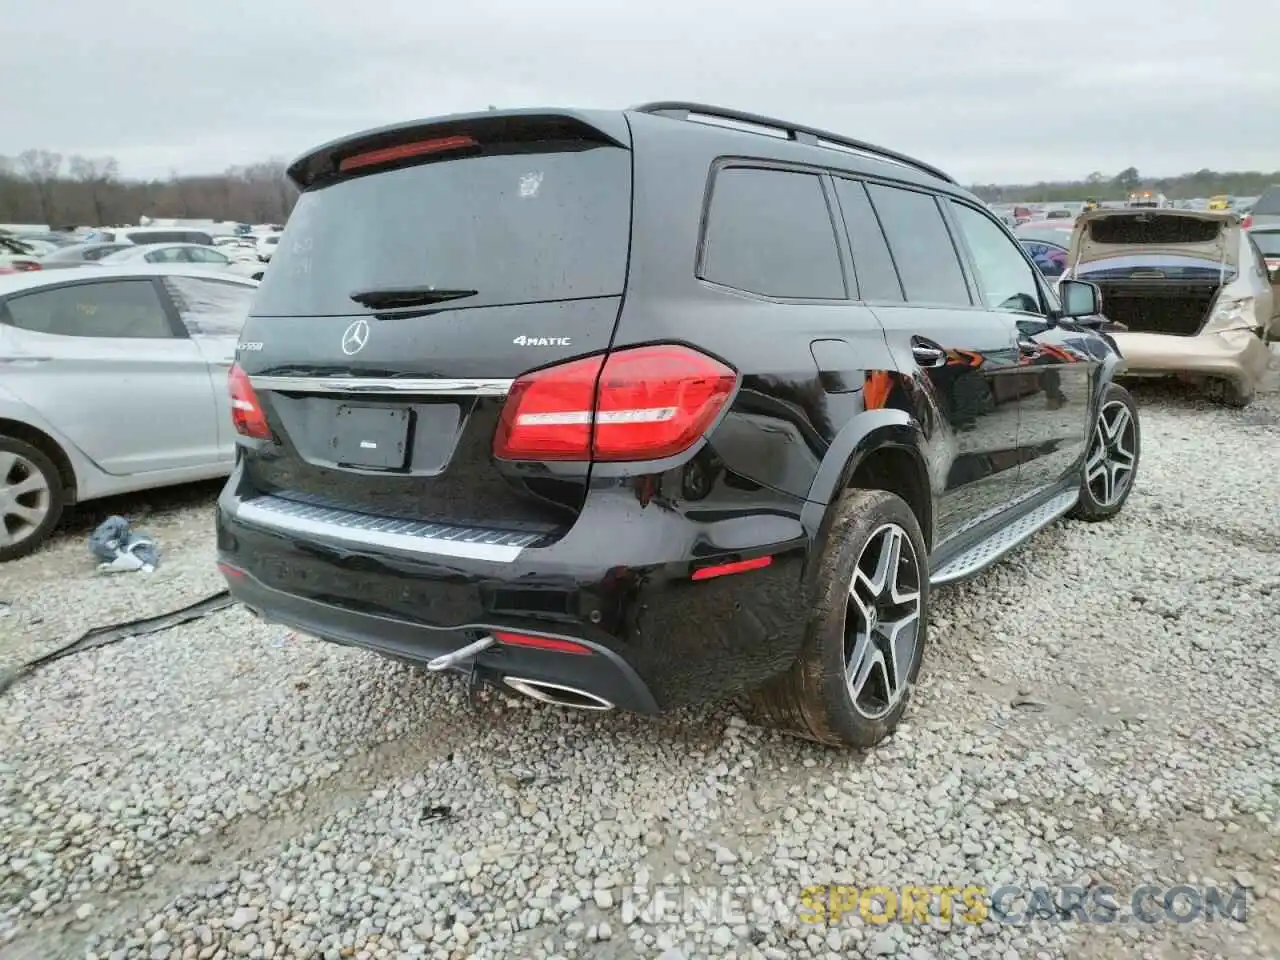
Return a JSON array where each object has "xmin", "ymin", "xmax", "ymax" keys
[{"xmin": 1064, "ymin": 208, "xmax": 1279, "ymax": 405}]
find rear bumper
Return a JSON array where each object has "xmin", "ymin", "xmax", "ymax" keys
[
  {"xmin": 215, "ymin": 464, "xmax": 811, "ymax": 711},
  {"xmin": 1111, "ymin": 329, "xmax": 1271, "ymax": 388}
]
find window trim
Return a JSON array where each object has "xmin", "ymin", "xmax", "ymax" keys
[
  {"xmin": 0, "ymin": 277, "xmax": 190, "ymax": 340},
  {"xmin": 695, "ymin": 157, "xmax": 851, "ymax": 303},
  {"xmin": 829, "ymin": 175, "xmax": 907, "ymax": 304},
  {"xmin": 943, "ymin": 198, "xmax": 1048, "ymax": 318}
]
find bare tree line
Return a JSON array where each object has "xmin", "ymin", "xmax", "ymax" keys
[{"xmin": 0, "ymin": 150, "xmax": 298, "ymax": 228}]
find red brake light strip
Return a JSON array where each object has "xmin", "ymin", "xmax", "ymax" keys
[{"xmin": 338, "ymin": 136, "xmax": 478, "ymax": 173}]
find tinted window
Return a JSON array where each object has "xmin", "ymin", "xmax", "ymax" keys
[
  {"xmin": 253, "ymin": 145, "xmax": 632, "ymax": 316},
  {"xmin": 82, "ymin": 244, "xmax": 127, "ymax": 261},
  {"xmin": 701, "ymin": 168, "xmax": 844, "ymax": 299},
  {"xmin": 950, "ymin": 203, "xmax": 1043, "ymax": 313},
  {"xmin": 832, "ymin": 179, "xmax": 903, "ymax": 302},
  {"xmin": 3, "ymin": 280, "xmax": 174, "ymax": 338},
  {"xmin": 865, "ymin": 185, "xmax": 970, "ymax": 306},
  {"xmin": 164, "ymin": 276, "xmax": 254, "ymax": 336}
]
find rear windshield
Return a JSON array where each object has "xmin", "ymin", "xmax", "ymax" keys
[
  {"xmin": 1089, "ymin": 215, "xmax": 1222, "ymax": 245},
  {"xmin": 1253, "ymin": 231, "xmax": 1280, "ymax": 256},
  {"xmin": 252, "ymin": 145, "xmax": 632, "ymax": 317},
  {"xmin": 125, "ymin": 230, "xmax": 214, "ymax": 246}
]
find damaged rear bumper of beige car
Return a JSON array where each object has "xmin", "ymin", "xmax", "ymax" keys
[{"xmin": 1111, "ymin": 325, "xmax": 1272, "ymax": 394}]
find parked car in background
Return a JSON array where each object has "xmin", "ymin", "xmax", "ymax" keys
[
  {"xmin": 83, "ymin": 226, "xmax": 216, "ymax": 246},
  {"xmin": 37, "ymin": 242, "xmax": 134, "ymax": 269},
  {"xmin": 1208, "ymin": 195, "xmax": 1231, "ymax": 211},
  {"xmin": 0, "ymin": 265, "xmax": 258, "ymax": 560},
  {"xmin": 216, "ymin": 101, "xmax": 1138, "ymax": 749},
  {"xmin": 99, "ymin": 243, "xmax": 266, "ymax": 280},
  {"xmin": 0, "ymin": 235, "xmax": 45, "ymax": 274},
  {"xmin": 1248, "ymin": 185, "xmax": 1280, "ymax": 230},
  {"xmin": 1020, "ymin": 237, "xmax": 1069, "ymax": 279},
  {"xmin": 1043, "ymin": 208, "xmax": 1074, "ymax": 221},
  {"xmin": 1064, "ymin": 208, "xmax": 1278, "ymax": 405}
]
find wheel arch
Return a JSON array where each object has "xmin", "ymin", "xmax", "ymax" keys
[
  {"xmin": 0, "ymin": 417, "xmax": 79, "ymax": 503},
  {"xmin": 802, "ymin": 410, "xmax": 934, "ymax": 551}
]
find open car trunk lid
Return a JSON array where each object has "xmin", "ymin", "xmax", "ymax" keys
[
  {"xmin": 235, "ymin": 110, "xmax": 634, "ymax": 538},
  {"xmin": 1068, "ymin": 210, "xmax": 1236, "ymax": 336}
]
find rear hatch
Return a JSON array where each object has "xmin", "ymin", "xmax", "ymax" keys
[
  {"xmin": 235, "ymin": 110, "xmax": 634, "ymax": 538},
  {"xmin": 1068, "ymin": 210, "xmax": 1235, "ymax": 336}
]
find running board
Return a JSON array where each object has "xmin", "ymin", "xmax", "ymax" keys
[{"xmin": 930, "ymin": 489, "xmax": 1078, "ymax": 586}]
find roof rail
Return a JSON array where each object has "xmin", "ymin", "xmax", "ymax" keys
[{"xmin": 630, "ymin": 101, "xmax": 955, "ymax": 184}]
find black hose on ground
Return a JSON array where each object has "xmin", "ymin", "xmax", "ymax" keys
[{"xmin": 0, "ymin": 591, "xmax": 235, "ymax": 697}]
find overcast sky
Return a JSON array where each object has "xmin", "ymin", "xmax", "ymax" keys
[{"xmin": 7, "ymin": 0, "xmax": 1278, "ymax": 185}]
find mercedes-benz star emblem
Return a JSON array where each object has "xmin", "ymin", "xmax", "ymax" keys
[{"xmin": 341, "ymin": 319, "xmax": 370, "ymax": 356}]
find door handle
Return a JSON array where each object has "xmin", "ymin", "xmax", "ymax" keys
[{"xmin": 910, "ymin": 341, "xmax": 947, "ymax": 368}]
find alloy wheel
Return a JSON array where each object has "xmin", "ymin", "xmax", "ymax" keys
[
  {"xmin": 0, "ymin": 451, "xmax": 52, "ymax": 549},
  {"xmin": 845, "ymin": 523, "xmax": 923, "ymax": 720},
  {"xmin": 1085, "ymin": 400, "xmax": 1137, "ymax": 507}
]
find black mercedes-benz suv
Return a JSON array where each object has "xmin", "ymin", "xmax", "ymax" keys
[{"xmin": 216, "ymin": 102, "xmax": 1140, "ymax": 748}]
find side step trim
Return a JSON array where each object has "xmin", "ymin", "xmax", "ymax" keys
[
  {"xmin": 233, "ymin": 495, "xmax": 538, "ymax": 562},
  {"xmin": 930, "ymin": 489, "xmax": 1078, "ymax": 586},
  {"xmin": 251, "ymin": 375, "xmax": 513, "ymax": 397}
]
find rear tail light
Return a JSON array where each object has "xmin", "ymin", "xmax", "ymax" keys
[
  {"xmin": 14, "ymin": 261, "xmax": 41, "ymax": 272},
  {"xmin": 228, "ymin": 363, "xmax": 271, "ymax": 439},
  {"xmin": 493, "ymin": 345, "xmax": 738, "ymax": 462}
]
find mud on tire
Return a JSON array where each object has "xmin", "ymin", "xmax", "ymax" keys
[{"xmin": 742, "ymin": 488, "xmax": 929, "ymax": 749}]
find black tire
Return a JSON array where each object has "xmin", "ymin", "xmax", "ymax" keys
[
  {"xmin": 1070, "ymin": 382, "xmax": 1140, "ymax": 523},
  {"xmin": 0, "ymin": 435, "xmax": 66, "ymax": 562},
  {"xmin": 742, "ymin": 488, "xmax": 930, "ymax": 749},
  {"xmin": 1219, "ymin": 378, "xmax": 1254, "ymax": 408}
]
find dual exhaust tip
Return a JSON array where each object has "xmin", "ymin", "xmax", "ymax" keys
[{"xmin": 426, "ymin": 635, "xmax": 614, "ymax": 711}]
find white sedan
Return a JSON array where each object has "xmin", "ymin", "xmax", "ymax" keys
[
  {"xmin": 99, "ymin": 243, "xmax": 267, "ymax": 280},
  {"xmin": 0, "ymin": 265, "xmax": 258, "ymax": 560}
]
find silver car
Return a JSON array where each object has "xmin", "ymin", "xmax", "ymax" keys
[
  {"xmin": 100, "ymin": 243, "xmax": 266, "ymax": 280},
  {"xmin": 0, "ymin": 265, "xmax": 258, "ymax": 560}
]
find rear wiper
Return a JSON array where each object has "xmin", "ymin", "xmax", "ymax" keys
[{"xmin": 349, "ymin": 287, "xmax": 478, "ymax": 309}]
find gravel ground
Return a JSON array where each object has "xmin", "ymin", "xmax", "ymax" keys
[{"xmin": 1, "ymin": 366, "xmax": 1278, "ymax": 960}]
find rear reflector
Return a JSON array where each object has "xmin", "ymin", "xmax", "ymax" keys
[
  {"xmin": 228, "ymin": 363, "xmax": 272, "ymax": 440},
  {"xmin": 217, "ymin": 561, "xmax": 245, "ymax": 579},
  {"xmin": 494, "ymin": 630, "xmax": 592, "ymax": 655},
  {"xmin": 338, "ymin": 136, "xmax": 478, "ymax": 173},
  {"xmin": 691, "ymin": 555, "xmax": 773, "ymax": 581},
  {"xmin": 494, "ymin": 344, "xmax": 738, "ymax": 462}
]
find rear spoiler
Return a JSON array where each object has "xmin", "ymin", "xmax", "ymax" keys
[{"xmin": 287, "ymin": 109, "xmax": 632, "ymax": 189}]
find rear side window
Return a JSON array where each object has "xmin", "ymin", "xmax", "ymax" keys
[
  {"xmin": 1252, "ymin": 231, "xmax": 1280, "ymax": 257},
  {"xmin": 700, "ymin": 168, "xmax": 845, "ymax": 299},
  {"xmin": 865, "ymin": 185, "xmax": 970, "ymax": 306},
  {"xmin": 831, "ymin": 179, "xmax": 904, "ymax": 302},
  {"xmin": 3, "ymin": 280, "xmax": 175, "ymax": 339},
  {"xmin": 252, "ymin": 144, "xmax": 632, "ymax": 316},
  {"xmin": 164, "ymin": 276, "xmax": 255, "ymax": 336}
]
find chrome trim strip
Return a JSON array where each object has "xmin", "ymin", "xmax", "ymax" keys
[
  {"xmin": 503, "ymin": 677, "xmax": 615, "ymax": 711},
  {"xmin": 250, "ymin": 375, "xmax": 513, "ymax": 397},
  {"xmin": 233, "ymin": 496, "xmax": 534, "ymax": 562}
]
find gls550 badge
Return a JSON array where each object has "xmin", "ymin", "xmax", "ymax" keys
[{"xmin": 513, "ymin": 335, "xmax": 571, "ymax": 347}]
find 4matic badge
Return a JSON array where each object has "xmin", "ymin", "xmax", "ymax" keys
[{"xmin": 513, "ymin": 335, "xmax": 572, "ymax": 347}]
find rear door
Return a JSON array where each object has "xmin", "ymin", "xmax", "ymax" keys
[
  {"xmin": 0, "ymin": 277, "xmax": 220, "ymax": 475},
  {"xmin": 161, "ymin": 275, "xmax": 257, "ymax": 459},
  {"xmin": 235, "ymin": 113, "xmax": 634, "ymax": 533},
  {"xmin": 852, "ymin": 180, "xmax": 1024, "ymax": 543}
]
